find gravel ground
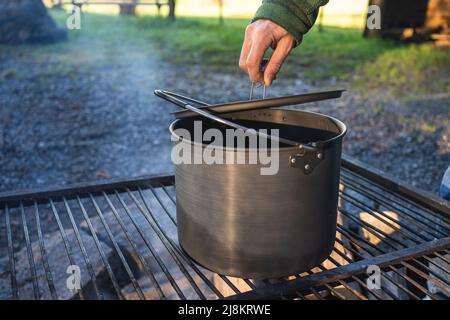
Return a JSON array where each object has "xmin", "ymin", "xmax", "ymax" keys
[{"xmin": 0, "ymin": 41, "xmax": 449, "ymax": 197}]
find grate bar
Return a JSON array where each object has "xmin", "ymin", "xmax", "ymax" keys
[
  {"xmin": 334, "ymin": 229, "xmax": 413, "ymax": 299},
  {"xmin": 307, "ymin": 271, "xmax": 354, "ymax": 300},
  {"xmin": 434, "ymin": 251, "xmax": 450, "ymax": 264},
  {"xmin": 341, "ymin": 172, "xmax": 449, "ymax": 237},
  {"xmin": 294, "ymin": 291, "xmax": 307, "ymax": 300},
  {"xmin": 306, "ymin": 285, "xmax": 325, "ymax": 300},
  {"xmin": 161, "ymin": 184, "xmax": 176, "ymax": 206},
  {"xmin": 340, "ymin": 192, "xmax": 428, "ymax": 244},
  {"xmin": 103, "ymin": 193, "xmax": 166, "ymax": 299},
  {"xmin": 88, "ymin": 194, "xmax": 146, "ymax": 300},
  {"xmin": 341, "ymin": 172, "xmax": 449, "ymax": 235},
  {"xmin": 20, "ymin": 202, "xmax": 40, "ymax": 299},
  {"xmin": 33, "ymin": 202, "xmax": 58, "ymax": 300},
  {"xmin": 339, "ymin": 192, "xmax": 450, "ymax": 283},
  {"xmin": 0, "ymin": 174, "xmax": 175, "ymax": 205},
  {"xmin": 406, "ymin": 258, "xmax": 450, "ymax": 288},
  {"xmin": 102, "ymin": 192, "xmax": 166, "ymax": 300},
  {"xmin": 329, "ymin": 247, "xmax": 389, "ymax": 300},
  {"xmin": 243, "ymin": 279, "xmax": 257, "ymax": 290},
  {"xmin": 341, "ymin": 168, "xmax": 450, "ymax": 224},
  {"xmin": 137, "ymin": 187, "xmax": 239, "ymax": 297},
  {"xmin": 63, "ymin": 197, "xmax": 102, "ymax": 300},
  {"xmin": 302, "ymin": 270, "xmax": 344, "ymax": 300},
  {"xmin": 318, "ymin": 263, "xmax": 367, "ymax": 300},
  {"xmin": 5, "ymin": 204, "xmax": 18, "ymax": 300},
  {"xmin": 341, "ymin": 158, "xmax": 450, "ymax": 218},
  {"xmin": 135, "ymin": 188, "xmax": 227, "ymax": 298},
  {"xmin": 401, "ymin": 260, "xmax": 450, "ymax": 295},
  {"xmin": 423, "ymin": 255, "xmax": 450, "ymax": 279},
  {"xmin": 317, "ymin": 254, "xmax": 370, "ymax": 300},
  {"xmin": 339, "ymin": 208, "xmax": 403, "ymax": 250},
  {"xmin": 339, "ymin": 204, "xmax": 448, "ymax": 281},
  {"xmin": 111, "ymin": 190, "xmax": 185, "ymax": 299},
  {"xmin": 49, "ymin": 198, "xmax": 84, "ymax": 300},
  {"xmin": 340, "ymin": 189, "xmax": 438, "ymax": 241},
  {"xmin": 148, "ymin": 186, "xmax": 176, "ymax": 225},
  {"xmin": 132, "ymin": 188, "xmax": 207, "ymax": 299},
  {"xmin": 227, "ymin": 237, "xmax": 450, "ymax": 300},
  {"xmin": 76, "ymin": 196, "xmax": 123, "ymax": 299},
  {"xmin": 328, "ymin": 246, "xmax": 394, "ymax": 300},
  {"xmin": 0, "ymin": 163, "xmax": 448, "ymax": 300},
  {"xmin": 327, "ymin": 226, "xmax": 421, "ymax": 299},
  {"xmin": 335, "ymin": 223, "xmax": 439, "ymax": 299},
  {"xmin": 336, "ymin": 222, "xmax": 442, "ymax": 300},
  {"xmin": 389, "ymin": 263, "xmax": 437, "ymax": 299},
  {"xmin": 337, "ymin": 208, "xmax": 444, "ymax": 298}
]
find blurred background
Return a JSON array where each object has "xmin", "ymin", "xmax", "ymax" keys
[{"xmin": 0, "ymin": 0, "xmax": 449, "ymax": 195}]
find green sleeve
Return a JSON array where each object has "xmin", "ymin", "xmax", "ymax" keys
[{"xmin": 252, "ymin": 0, "xmax": 329, "ymax": 45}]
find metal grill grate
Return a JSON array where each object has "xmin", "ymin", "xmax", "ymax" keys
[{"xmin": 0, "ymin": 158, "xmax": 449, "ymax": 300}]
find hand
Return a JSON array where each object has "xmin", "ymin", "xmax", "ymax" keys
[{"xmin": 239, "ymin": 19, "xmax": 296, "ymax": 86}]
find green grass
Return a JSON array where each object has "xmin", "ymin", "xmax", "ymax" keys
[
  {"xmin": 2, "ymin": 9, "xmax": 448, "ymax": 97},
  {"xmin": 125, "ymin": 13, "xmax": 450, "ymax": 95},
  {"xmin": 353, "ymin": 45, "xmax": 450, "ymax": 96},
  {"xmin": 125, "ymin": 14, "xmax": 401, "ymax": 83}
]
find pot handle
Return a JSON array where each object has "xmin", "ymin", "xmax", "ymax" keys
[{"xmin": 154, "ymin": 89, "xmax": 324, "ymax": 174}]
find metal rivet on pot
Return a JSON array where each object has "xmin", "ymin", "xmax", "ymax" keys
[
  {"xmin": 305, "ymin": 164, "xmax": 311, "ymax": 170},
  {"xmin": 290, "ymin": 157, "xmax": 296, "ymax": 164},
  {"xmin": 317, "ymin": 153, "xmax": 323, "ymax": 159},
  {"xmin": 298, "ymin": 145, "xmax": 306, "ymax": 156}
]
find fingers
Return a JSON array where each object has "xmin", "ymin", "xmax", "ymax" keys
[
  {"xmin": 239, "ymin": 26, "xmax": 252, "ymax": 72},
  {"xmin": 264, "ymin": 36, "xmax": 294, "ymax": 86},
  {"xmin": 239, "ymin": 24, "xmax": 272, "ymax": 84},
  {"xmin": 239, "ymin": 20, "xmax": 295, "ymax": 85},
  {"xmin": 245, "ymin": 38, "xmax": 271, "ymax": 83}
]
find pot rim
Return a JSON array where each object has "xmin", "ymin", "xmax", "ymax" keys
[{"xmin": 169, "ymin": 108, "xmax": 347, "ymax": 152}]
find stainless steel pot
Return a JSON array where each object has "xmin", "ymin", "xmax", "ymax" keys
[{"xmin": 156, "ymin": 90, "xmax": 347, "ymax": 279}]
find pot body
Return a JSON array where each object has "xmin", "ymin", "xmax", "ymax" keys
[{"xmin": 171, "ymin": 109, "xmax": 346, "ymax": 279}]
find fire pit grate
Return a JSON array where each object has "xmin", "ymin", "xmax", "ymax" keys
[{"xmin": 0, "ymin": 157, "xmax": 449, "ymax": 300}]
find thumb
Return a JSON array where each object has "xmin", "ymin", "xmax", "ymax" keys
[{"xmin": 264, "ymin": 36, "xmax": 294, "ymax": 86}]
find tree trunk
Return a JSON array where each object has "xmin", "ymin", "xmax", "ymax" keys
[
  {"xmin": 119, "ymin": 4, "xmax": 137, "ymax": 16},
  {"xmin": 0, "ymin": 0, "xmax": 66, "ymax": 45},
  {"xmin": 119, "ymin": 0, "xmax": 137, "ymax": 16},
  {"xmin": 218, "ymin": 0, "xmax": 224, "ymax": 25},
  {"xmin": 168, "ymin": 0, "xmax": 176, "ymax": 20}
]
